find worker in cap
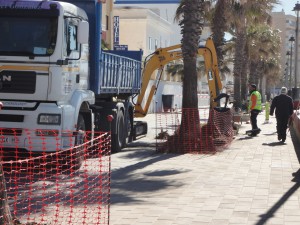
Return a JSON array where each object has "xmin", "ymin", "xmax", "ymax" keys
[
  {"xmin": 248, "ymin": 84, "xmax": 262, "ymax": 136},
  {"xmin": 270, "ymin": 87, "xmax": 293, "ymax": 143}
]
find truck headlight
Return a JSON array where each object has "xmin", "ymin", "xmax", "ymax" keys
[{"xmin": 38, "ymin": 114, "xmax": 61, "ymax": 125}]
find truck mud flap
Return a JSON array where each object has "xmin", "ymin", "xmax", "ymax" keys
[{"xmin": 132, "ymin": 121, "xmax": 148, "ymax": 140}]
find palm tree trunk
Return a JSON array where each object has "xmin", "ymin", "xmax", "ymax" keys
[
  {"xmin": 0, "ymin": 164, "xmax": 13, "ymax": 225},
  {"xmin": 181, "ymin": 58, "xmax": 200, "ymax": 143},
  {"xmin": 233, "ymin": 30, "xmax": 246, "ymax": 108},
  {"xmin": 175, "ymin": 0, "xmax": 204, "ymax": 152}
]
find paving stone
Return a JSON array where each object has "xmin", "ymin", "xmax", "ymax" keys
[{"xmin": 110, "ymin": 113, "xmax": 300, "ymax": 224}]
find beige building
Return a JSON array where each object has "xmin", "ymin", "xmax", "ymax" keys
[
  {"xmin": 114, "ymin": 7, "xmax": 172, "ymax": 56},
  {"xmin": 271, "ymin": 11, "xmax": 298, "ymax": 90}
]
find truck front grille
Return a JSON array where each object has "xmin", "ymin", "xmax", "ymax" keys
[{"xmin": 0, "ymin": 70, "xmax": 36, "ymax": 94}]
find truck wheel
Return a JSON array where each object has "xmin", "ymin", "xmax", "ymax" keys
[
  {"xmin": 74, "ymin": 114, "xmax": 85, "ymax": 168},
  {"xmin": 112, "ymin": 110, "xmax": 125, "ymax": 153},
  {"xmin": 63, "ymin": 113, "xmax": 85, "ymax": 172},
  {"xmin": 76, "ymin": 113, "xmax": 86, "ymax": 133}
]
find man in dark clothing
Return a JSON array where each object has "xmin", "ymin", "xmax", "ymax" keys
[{"xmin": 270, "ymin": 87, "xmax": 294, "ymax": 143}]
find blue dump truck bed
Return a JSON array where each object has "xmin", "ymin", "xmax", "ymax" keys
[
  {"xmin": 95, "ymin": 50, "xmax": 142, "ymax": 96},
  {"xmin": 58, "ymin": 0, "xmax": 143, "ymax": 96}
]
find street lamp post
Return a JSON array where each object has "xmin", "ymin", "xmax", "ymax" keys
[
  {"xmin": 293, "ymin": 2, "xmax": 300, "ymax": 89},
  {"xmin": 289, "ymin": 36, "xmax": 295, "ymax": 90},
  {"xmin": 285, "ymin": 51, "xmax": 290, "ymax": 88}
]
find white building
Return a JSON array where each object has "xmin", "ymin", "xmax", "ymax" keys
[{"xmin": 114, "ymin": 7, "xmax": 188, "ymax": 113}]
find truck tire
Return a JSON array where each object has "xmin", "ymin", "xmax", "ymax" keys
[
  {"xmin": 76, "ymin": 113, "xmax": 86, "ymax": 133},
  {"xmin": 112, "ymin": 110, "xmax": 125, "ymax": 153},
  {"xmin": 73, "ymin": 114, "xmax": 85, "ymax": 169},
  {"xmin": 62, "ymin": 113, "xmax": 85, "ymax": 172}
]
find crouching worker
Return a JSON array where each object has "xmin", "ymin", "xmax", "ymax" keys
[{"xmin": 270, "ymin": 87, "xmax": 293, "ymax": 143}]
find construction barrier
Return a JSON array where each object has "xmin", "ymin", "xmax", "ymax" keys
[
  {"xmin": 156, "ymin": 107, "xmax": 234, "ymax": 154},
  {"xmin": 0, "ymin": 130, "xmax": 111, "ymax": 225},
  {"xmin": 290, "ymin": 110, "xmax": 300, "ymax": 164}
]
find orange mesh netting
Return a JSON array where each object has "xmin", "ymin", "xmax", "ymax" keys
[
  {"xmin": 156, "ymin": 107, "xmax": 234, "ymax": 154},
  {"xmin": 0, "ymin": 129, "xmax": 111, "ymax": 225}
]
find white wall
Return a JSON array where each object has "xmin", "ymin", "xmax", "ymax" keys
[{"xmin": 115, "ymin": 3, "xmax": 181, "ymax": 45}]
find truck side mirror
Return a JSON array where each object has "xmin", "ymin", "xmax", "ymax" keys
[{"xmin": 78, "ymin": 21, "xmax": 89, "ymax": 44}]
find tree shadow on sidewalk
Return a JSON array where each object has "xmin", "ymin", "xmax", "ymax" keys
[
  {"xmin": 255, "ymin": 126, "xmax": 300, "ymax": 225},
  {"xmin": 255, "ymin": 169, "xmax": 300, "ymax": 225}
]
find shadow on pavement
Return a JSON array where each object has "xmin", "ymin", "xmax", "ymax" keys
[
  {"xmin": 236, "ymin": 130, "xmax": 277, "ymax": 141},
  {"xmin": 256, "ymin": 169, "xmax": 300, "ymax": 225},
  {"xmin": 111, "ymin": 146, "xmax": 184, "ymax": 204},
  {"xmin": 262, "ymin": 142, "xmax": 285, "ymax": 146},
  {"xmin": 255, "ymin": 126, "xmax": 300, "ymax": 225},
  {"xmin": 236, "ymin": 136, "xmax": 255, "ymax": 140}
]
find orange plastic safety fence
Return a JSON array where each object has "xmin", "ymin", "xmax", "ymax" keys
[
  {"xmin": 156, "ymin": 108, "xmax": 234, "ymax": 154},
  {"xmin": 0, "ymin": 129, "xmax": 111, "ymax": 225}
]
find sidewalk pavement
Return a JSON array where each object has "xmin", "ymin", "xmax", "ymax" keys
[{"xmin": 110, "ymin": 113, "xmax": 300, "ymax": 225}]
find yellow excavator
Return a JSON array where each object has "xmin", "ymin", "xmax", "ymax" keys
[{"xmin": 134, "ymin": 37, "xmax": 223, "ymax": 118}]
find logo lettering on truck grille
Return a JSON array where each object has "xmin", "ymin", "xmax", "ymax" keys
[
  {"xmin": 0, "ymin": 75, "xmax": 12, "ymax": 82},
  {"xmin": 0, "ymin": 75, "xmax": 12, "ymax": 90},
  {"xmin": 0, "ymin": 71, "xmax": 36, "ymax": 94}
]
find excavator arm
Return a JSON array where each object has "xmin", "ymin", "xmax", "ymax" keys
[{"xmin": 134, "ymin": 37, "xmax": 222, "ymax": 118}]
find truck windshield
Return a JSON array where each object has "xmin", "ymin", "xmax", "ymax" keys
[{"xmin": 0, "ymin": 17, "xmax": 58, "ymax": 57}]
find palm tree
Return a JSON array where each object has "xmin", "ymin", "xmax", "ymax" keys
[
  {"xmin": 210, "ymin": 0, "xmax": 230, "ymax": 71},
  {"xmin": 228, "ymin": 1, "xmax": 246, "ymax": 108},
  {"xmin": 0, "ymin": 166, "xmax": 13, "ymax": 225},
  {"xmin": 0, "ymin": 101, "xmax": 13, "ymax": 224},
  {"xmin": 264, "ymin": 57, "xmax": 281, "ymax": 97},
  {"xmin": 226, "ymin": 0, "xmax": 279, "ymax": 107},
  {"xmin": 174, "ymin": 0, "xmax": 206, "ymax": 152},
  {"xmin": 176, "ymin": 0, "xmax": 205, "ymax": 109},
  {"xmin": 247, "ymin": 25, "xmax": 281, "ymax": 86}
]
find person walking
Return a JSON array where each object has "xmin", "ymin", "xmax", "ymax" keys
[
  {"xmin": 270, "ymin": 87, "xmax": 294, "ymax": 143},
  {"xmin": 248, "ymin": 84, "xmax": 262, "ymax": 136}
]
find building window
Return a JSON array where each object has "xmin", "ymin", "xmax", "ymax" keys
[
  {"xmin": 155, "ymin": 39, "xmax": 158, "ymax": 49},
  {"xmin": 106, "ymin": 16, "xmax": 109, "ymax": 30}
]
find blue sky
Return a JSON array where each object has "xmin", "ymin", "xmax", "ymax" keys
[{"xmin": 273, "ymin": 1, "xmax": 297, "ymax": 15}]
